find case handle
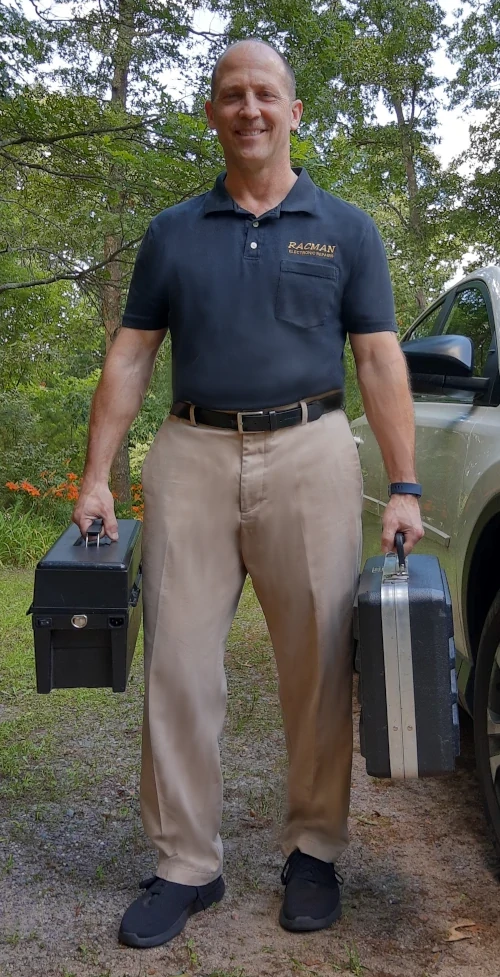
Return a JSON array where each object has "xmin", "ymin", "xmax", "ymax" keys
[
  {"xmin": 74, "ymin": 518, "xmax": 112, "ymax": 547},
  {"xmin": 395, "ymin": 532, "xmax": 406, "ymax": 571}
]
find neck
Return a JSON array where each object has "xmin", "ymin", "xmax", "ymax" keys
[{"xmin": 223, "ymin": 161, "xmax": 298, "ymax": 217}]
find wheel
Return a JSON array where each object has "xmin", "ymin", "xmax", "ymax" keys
[{"xmin": 474, "ymin": 589, "xmax": 500, "ymax": 853}]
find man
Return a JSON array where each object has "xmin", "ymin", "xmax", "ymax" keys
[{"xmin": 73, "ymin": 38, "xmax": 424, "ymax": 948}]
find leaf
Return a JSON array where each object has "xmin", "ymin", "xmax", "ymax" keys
[{"xmin": 444, "ymin": 919, "xmax": 478, "ymax": 942}]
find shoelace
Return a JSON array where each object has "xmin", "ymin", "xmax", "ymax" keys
[
  {"xmin": 281, "ymin": 849, "xmax": 344, "ymax": 887},
  {"xmin": 138, "ymin": 875, "xmax": 167, "ymax": 904}
]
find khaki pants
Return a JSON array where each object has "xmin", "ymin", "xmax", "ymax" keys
[{"xmin": 140, "ymin": 409, "xmax": 363, "ymax": 885}]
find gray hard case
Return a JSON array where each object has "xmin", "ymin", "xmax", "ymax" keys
[{"xmin": 355, "ymin": 546, "xmax": 460, "ymax": 778}]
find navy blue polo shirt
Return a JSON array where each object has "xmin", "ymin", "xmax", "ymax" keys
[{"xmin": 122, "ymin": 167, "xmax": 397, "ymax": 410}]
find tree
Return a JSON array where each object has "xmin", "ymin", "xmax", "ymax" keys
[
  {"xmin": 449, "ymin": 0, "xmax": 500, "ymax": 266},
  {"xmin": 0, "ymin": 0, "xmax": 225, "ymax": 498}
]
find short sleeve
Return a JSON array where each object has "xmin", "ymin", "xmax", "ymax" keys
[
  {"xmin": 122, "ymin": 220, "xmax": 169, "ymax": 331},
  {"xmin": 342, "ymin": 217, "xmax": 397, "ymax": 334}
]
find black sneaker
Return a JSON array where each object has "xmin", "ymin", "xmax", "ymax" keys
[
  {"xmin": 279, "ymin": 849, "xmax": 342, "ymax": 932},
  {"xmin": 118, "ymin": 874, "xmax": 225, "ymax": 948}
]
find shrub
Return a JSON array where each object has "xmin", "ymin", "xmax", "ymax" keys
[{"xmin": 0, "ymin": 508, "xmax": 64, "ymax": 568}]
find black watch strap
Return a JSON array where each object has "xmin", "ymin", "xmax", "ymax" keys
[{"xmin": 388, "ymin": 482, "xmax": 422, "ymax": 498}]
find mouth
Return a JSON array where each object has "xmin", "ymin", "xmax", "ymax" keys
[{"xmin": 234, "ymin": 129, "xmax": 268, "ymax": 138}]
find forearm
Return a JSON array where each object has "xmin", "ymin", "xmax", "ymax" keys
[
  {"xmin": 82, "ymin": 340, "xmax": 156, "ymax": 484},
  {"xmin": 356, "ymin": 343, "xmax": 416, "ymax": 483}
]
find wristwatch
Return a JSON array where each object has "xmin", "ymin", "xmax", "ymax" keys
[{"xmin": 388, "ymin": 482, "xmax": 422, "ymax": 499}]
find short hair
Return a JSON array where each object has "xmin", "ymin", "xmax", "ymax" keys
[{"xmin": 210, "ymin": 39, "xmax": 296, "ymax": 101}]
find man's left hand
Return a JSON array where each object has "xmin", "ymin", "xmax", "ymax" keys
[{"xmin": 381, "ymin": 495, "xmax": 424, "ymax": 557}]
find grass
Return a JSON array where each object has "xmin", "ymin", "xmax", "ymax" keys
[
  {"xmin": 343, "ymin": 944, "xmax": 364, "ymax": 976},
  {"xmin": 0, "ymin": 567, "xmax": 281, "ymax": 817},
  {"xmin": 0, "ymin": 568, "xmax": 145, "ymax": 810},
  {"xmin": 0, "ymin": 509, "xmax": 66, "ymax": 569},
  {"xmin": 205, "ymin": 971, "xmax": 247, "ymax": 977}
]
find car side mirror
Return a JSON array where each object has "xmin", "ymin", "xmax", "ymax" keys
[{"xmin": 400, "ymin": 334, "xmax": 474, "ymax": 378}]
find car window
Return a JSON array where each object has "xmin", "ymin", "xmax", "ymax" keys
[
  {"xmin": 441, "ymin": 286, "xmax": 494, "ymax": 378},
  {"xmin": 405, "ymin": 302, "xmax": 443, "ymax": 341}
]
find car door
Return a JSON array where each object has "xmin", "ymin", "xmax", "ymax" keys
[
  {"xmin": 351, "ymin": 296, "xmax": 452, "ymax": 561},
  {"xmin": 352, "ymin": 283, "xmax": 495, "ymax": 589},
  {"xmin": 407, "ymin": 280, "xmax": 497, "ymax": 652}
]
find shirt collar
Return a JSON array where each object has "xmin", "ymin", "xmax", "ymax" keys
[{"xmin": 203, "ymin": 167, "xmax": 318, "ymax": 217}]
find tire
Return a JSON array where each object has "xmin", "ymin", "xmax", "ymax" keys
[{"xmin": 473, "ymin": 589, "xmax": 500, "ymax": 854}]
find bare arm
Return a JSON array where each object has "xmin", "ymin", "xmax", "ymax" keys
[
  {"xmin": 350, "ymin": 330, "xmax": 424, "ymax": 555},
  {"xmin": 73, "ymin": 326, "xmax": 167, "ymax": 538}
]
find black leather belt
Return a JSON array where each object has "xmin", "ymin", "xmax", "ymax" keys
[{"xmin": 170, "ymin": 392, "xmax": 343, "ymax": 433}]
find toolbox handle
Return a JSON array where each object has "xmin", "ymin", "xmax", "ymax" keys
[
  {"xmin": 74, "ymin": 518, "xmax": 112, "ymax": 548},
  {"xmin": 395, "ymin": 532, "xmax": 406, "ymax": 571}
]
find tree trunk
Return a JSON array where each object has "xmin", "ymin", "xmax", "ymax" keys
[
  {"xmin": 392, "ymin": 95, "xmax": 428, "ymax": 310},
  {"xmin": 100, "ymin": 0, "xmax": 135, "ymax": 503}
]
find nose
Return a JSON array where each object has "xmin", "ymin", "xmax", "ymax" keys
[{"xmin": 239, "ymin": 93, "xmax": 260, "ymax": 119}]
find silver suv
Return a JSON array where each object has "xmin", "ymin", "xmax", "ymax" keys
[{"xmin": 351, "ymin": 266, "xmax": 500, "ymax": 851}]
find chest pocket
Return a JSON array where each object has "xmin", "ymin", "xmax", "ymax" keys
[{"xmin": 275, "ymin": 259, "xmax": 339, "ymax": 329}]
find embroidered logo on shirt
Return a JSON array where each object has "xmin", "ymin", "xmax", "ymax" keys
[{"xmin": 288, "ymin": 242, "xmax": 336, "ymax": 258}]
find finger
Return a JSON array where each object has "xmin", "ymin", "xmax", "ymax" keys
[
  {"xmin": 102, "ymin": 513, "xmax": 119, "ymax": 541},
  {"xmin": 80, "ymin": 516, "xmax": 95, "ymax": 537},
  {"xmin": 402, "ymin": 527, "xmax": 424, "ymax": 556},
  {"xmin": 381, "ymin": 523, "xmax": 399, "ymax": 553}
]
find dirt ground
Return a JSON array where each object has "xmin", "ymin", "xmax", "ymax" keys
[{"xmin": 1, "ymin": 573, "xmax": 500, "ymax": 977}]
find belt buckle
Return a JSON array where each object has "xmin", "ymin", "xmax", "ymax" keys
[{"xmin": 237, "ymin": 410, "xmax": 265, "ymax": 434}]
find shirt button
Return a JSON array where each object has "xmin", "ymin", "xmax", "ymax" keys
[
  {"xmin": 250, "ymin": 241, "xmax": 258, "ymax": 250},
  {"xmin": 252, "ymin": 220, "xmax": 259, "ymax": 227}
]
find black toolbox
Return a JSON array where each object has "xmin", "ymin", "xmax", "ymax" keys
[
  {"xmin": 355, "ymin": 534, "xmax": 460, "ymax": 778},
  {"xmin": 29, "ymin": 519, "xmax": 142, "ymax": 693}
]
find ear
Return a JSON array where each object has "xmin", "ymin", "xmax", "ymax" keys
[
  {"xmin": 205, "ymin": 100, "xmax": 216, "ymax": 129},
  {"xmin": 290, "ymin": 99, "xmax": 303, "ymax": 132}
]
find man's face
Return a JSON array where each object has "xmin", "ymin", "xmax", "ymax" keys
[{"xmin": 205, "ymin": 44, "xmax": 303, "ymax": 170}]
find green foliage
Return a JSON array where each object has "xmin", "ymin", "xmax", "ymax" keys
[
  {"xmin": 0, "ymin": 374, "xmax": 97, "ymax": 505},
  {"xmin": 448, "ymin": 2, "xmax": 500, "ymax": 265},
  {"xmin": 0, "ymin": 507, "xmax": 63, "ymax": 569},
  {"xmin": 449, "ymin": 0, "xmax": 500, "ymax": 112},
  {"xmin": 344, "ymin": 342, "xmax": 363, "ymax": 423},
  {"xmin": 0, "ymin": 0, "xmax": 497, "ymax": 498}
]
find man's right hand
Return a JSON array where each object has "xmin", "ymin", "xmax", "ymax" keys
[{"xmin": 72, "ymin": 481, "xmax": 119, "ymax": 541}]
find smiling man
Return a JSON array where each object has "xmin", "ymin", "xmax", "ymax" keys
[{"xmin": 73, "ymin": 38, "xmax": 423, "ymax": 948}]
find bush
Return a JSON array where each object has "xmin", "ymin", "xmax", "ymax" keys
[{"xmin": 0, "ymin": 508, "xmax": 65, "ymax": 568}]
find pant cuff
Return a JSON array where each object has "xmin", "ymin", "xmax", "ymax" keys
[
  {"xmin": 157, "ymin": 857, "xmax": 223, "ymax": 887},
  {"xmin": 281, "ymin": 829, "xmax": 348, "ymax": 864}
]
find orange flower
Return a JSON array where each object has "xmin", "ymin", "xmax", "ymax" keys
[
  {"xmin": 20, "ymin": 480, "xmax": 40, "ymax": 496},
  {"xmin": 5, "ymin": 481, "xmax": 19, "ymax": 491},
  {"xmin": 67, "ymin": 472, "xmax": 79, "ymax": 482},
  {"xmin": 66, "ymin": 484, "xmax": 79, "ymax": 501}
]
